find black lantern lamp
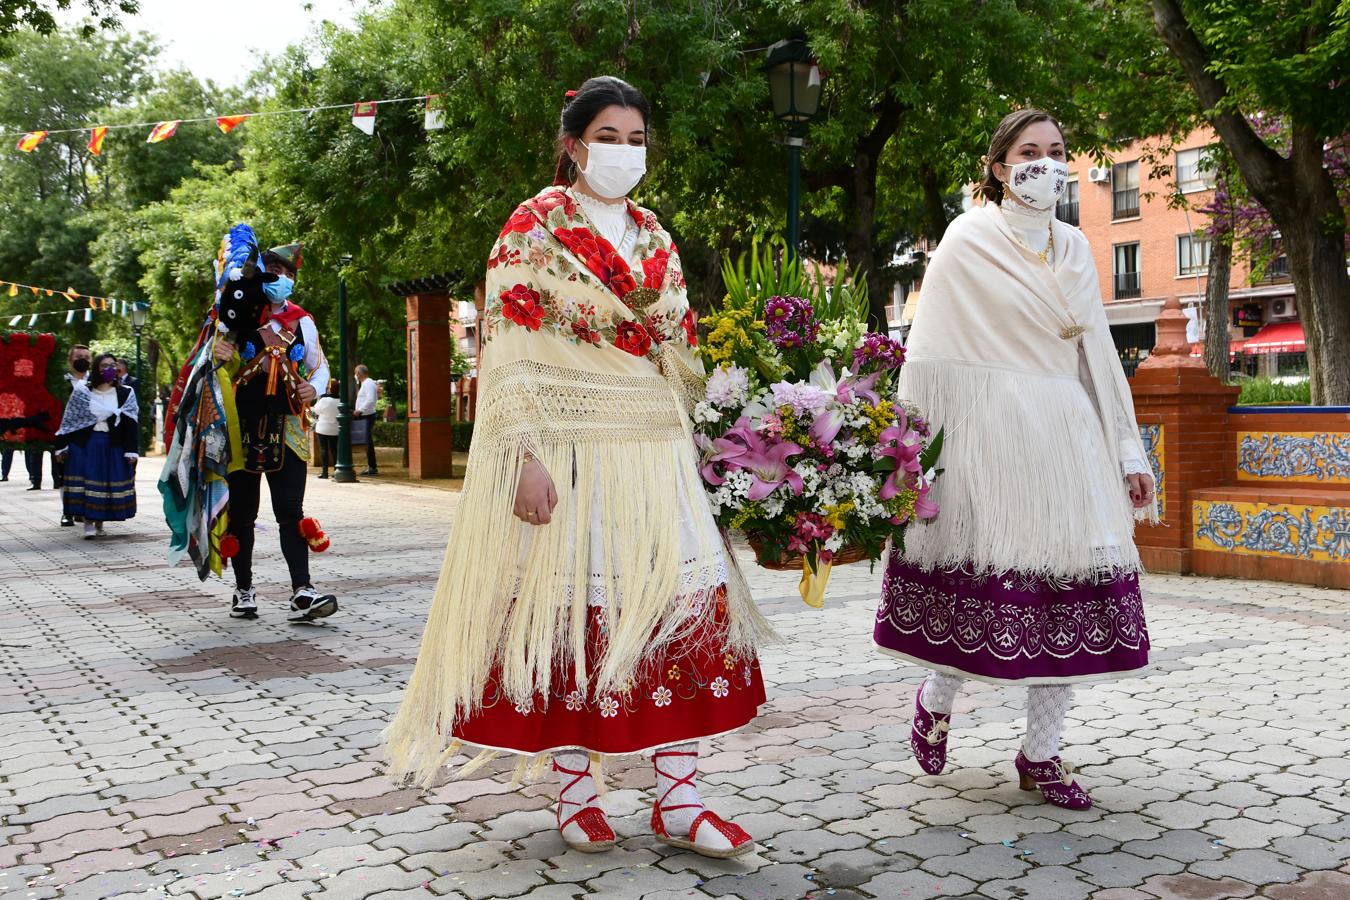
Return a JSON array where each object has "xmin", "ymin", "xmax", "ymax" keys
[{"xmin": 764, "ymin": 38, "xmax": 823, "ymax": 257}]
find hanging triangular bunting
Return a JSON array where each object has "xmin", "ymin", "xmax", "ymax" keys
[
  {"xmin": 87, "ymin": 296, "xmax": 98, "ymax": 310},
  {"xmin": 17, "ymin": 131, "xmax": 48, "ymax": 152},
  {"xmin": 88, "ymin": 126, "xmax": 108, "ymax": 156},
  {"xmin": 147, "ymin": 120, "xmax": 180, "ymax": 143},
  {"xmin": 216, "ymin": 115, "xmax": 250, "ymax": 133},
  {"xmin": 64, "ymin": 288, "xmax": 78, "ymax": 303},
  {"xmin": 7, "ymin": 315, "xmax": 19, "ymax": 326},
  {"xmin": 83, "ymin": 309, "xmax": 92, "ymax": 322},
  {"xmin": 352, "ymin": 102, "xmax": 377, "ymax": 135},
  {"xmin": 65, "ymin": 310, "xmax": 74, "ymax": 324},
  {"xmin": 6, "ymin": 283, "xmax": 15, "ymax": 297},
  {"xmin": 424, "ymin": 95, "xmax": 446, "ymax": 131},
  {"xmin": 27, "ymin": 314, "xmax": 37, "ymax": 327}
]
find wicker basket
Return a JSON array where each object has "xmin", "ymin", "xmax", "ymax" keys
[{"xmin": 746, "ymin": 534, "xmax": 869, "ymax": 571}]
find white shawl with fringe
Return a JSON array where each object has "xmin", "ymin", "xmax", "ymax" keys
[{"xmin": 898, "ymin": 202, "xmax": 1156, "ymax": 581}]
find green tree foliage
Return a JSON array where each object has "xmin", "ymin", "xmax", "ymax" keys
[{"xmin": 0, "ymin": 0, "xmax": 137, "ymax": 45}]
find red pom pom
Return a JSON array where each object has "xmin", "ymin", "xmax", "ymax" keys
[
  {"xmin": 308, "ymin": 535, "xmax": 331, "ymax": 553},
  {"xmin": 298, "ymin": 517, "xmax": 322, "ymax": 540},
  {"xmin": 219, "ymin": 534, "xmax": 239, "ymax": 559}
]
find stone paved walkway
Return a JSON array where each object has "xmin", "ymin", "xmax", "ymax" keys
[{"xmin": 2, "ymin": 458, "xmax": 1348, "ymax": 900}]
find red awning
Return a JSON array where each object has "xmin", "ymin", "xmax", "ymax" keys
[
  {"xmin": 1243, "ymin": 321, "xmax": 1305, "ymax": 354},
  {"xmin": 1189, "ymin": 341, "xmax": 1246, "ymax": 359}
]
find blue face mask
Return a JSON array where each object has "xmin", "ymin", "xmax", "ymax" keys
[{"xmin": 263, "ymin": 275, "xmax": 294, "ymax": 303}]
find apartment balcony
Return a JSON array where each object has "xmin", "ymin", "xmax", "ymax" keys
[
  {"xmin": 1114, "ymin": 271, "xmax": 1142, "ymax": 300},
  {"xmin": 1112, "ymin": 189, "xmax": 1140, "ymax": 220}
]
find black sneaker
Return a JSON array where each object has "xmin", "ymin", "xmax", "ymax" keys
[
  {"xmin": 230, "ymin": 588, "xmax": 260, "ymax": 619},
  {"xmin": 60, "ymin": 514, "xmax": 74, "ymax": 527},
  {"xmin": 359, "ymin": 468, "xmax": 378, "ymax": 476},
  {"xmin": 288, "ymin": 586, "xmax": 338, "ymax": 623}
]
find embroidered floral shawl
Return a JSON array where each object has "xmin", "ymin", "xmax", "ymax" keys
[{"xmin": 386, "ymin": 186, "xmax": 770, "ymax": 785}]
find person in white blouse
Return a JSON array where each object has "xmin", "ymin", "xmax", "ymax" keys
[
  {"xmin": 212, "ymin": 243, "xmax": 338, "ymax": 623},
  {"xmin": 353, "ymin": 365, "xmax": 379, "ymax": 475},
  {"xmin": 875, "ymin": 109, "xmax": 1156, "ymax": 812},
  {"xmin": 54, "ymin": 353, "xmax": 139, "ymax": 538},
  {"xmin": 309, "ymin": 379, "xmax": 341, "ymax": 479}
]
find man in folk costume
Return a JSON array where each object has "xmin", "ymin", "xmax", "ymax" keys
[
  {"xmin": 213, "ymin": 241, "xmax": 337, "ymax": 622},
  {"xmin": 385, "ymin": 77, "xmax": 773, "ymax": 858},
  {"xmin": 874, "ymin": 110, "xmax": 1157, "ymax": 809}
]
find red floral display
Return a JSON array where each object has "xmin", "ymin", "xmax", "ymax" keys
[
  {"xmin": 500, "ymin": 284, "xmax": 546, "ymax": 330},
  {"xmin": 0, "ymin": 332, "xmax": 63, "ymax": 445},
  {"xmin": 615, "ymin": 320, "xmax": 654, "ymax": 357}
]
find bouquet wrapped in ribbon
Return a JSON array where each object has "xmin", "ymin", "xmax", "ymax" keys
[{"xmin": 693, "ymin": 241, "xmax": 943, "ymax": 606}]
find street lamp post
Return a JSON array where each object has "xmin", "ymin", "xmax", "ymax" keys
[
  {"xmin": 764, "ymin": 38, "xmax": 823, "ymax": 259},
  {"xmin": 333, "ymin": 254, "xmax": 358, "ymax": 484},
  {"xmin": 130, "ymin": 303, "xmax": 148, "ymax": 455}
]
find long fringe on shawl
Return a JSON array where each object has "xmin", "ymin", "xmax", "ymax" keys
[
  {"xmin": 899, "ymin": 357, "xmax": 1144, "ymax": 581},
  {"xmin": 384, "ymin": 361, "xmax": 775, "ymax": 788}
]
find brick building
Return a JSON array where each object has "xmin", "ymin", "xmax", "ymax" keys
[{"xmin": 888, "ymin": 127, "xmax": 1303, "ymax": 378}]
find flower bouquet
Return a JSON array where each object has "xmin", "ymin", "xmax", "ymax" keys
[{"xmin": 694, "ymin": 240, "xmax": 943, "ymax": 607}]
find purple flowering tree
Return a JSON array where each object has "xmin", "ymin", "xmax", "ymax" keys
[{"xmin": 1151, "ymin": 0, "xmax": 1350, "ymax": 403}]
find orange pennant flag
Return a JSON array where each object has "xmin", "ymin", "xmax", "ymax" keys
[
  {"xmin": 216, "ymin": 115, "xmax": 250, "ymax": 133},
  {"xmin": 16, "ymin": 131, "xmax": 48, "ymax": 152},
  {"xmin": 87, "ymin": 296, "xmax": 98, "ymax": 309},
  {"xmin": 88, "ymin": 126, "xmax": 108, "ymax": 156},
  {"xmin": 6, "ymin": 283, "xmax": 16, "ymax": 297},
  {"xmin": 100, "ymin": 298, "xmax": 108, "ymax": 311},
  {"xmin": 146, "ymin": 121, "xmax": 180, "ymax": 143},
  {"xmin": 63, "ymin": 288, "xmax": 79, "ymax": 303}
]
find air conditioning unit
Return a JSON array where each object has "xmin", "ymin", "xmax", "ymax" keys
[
  {"xmin": 1087, "ymin": 166, "xmax": 1112, "ymax": 184},
  {"xmin": 1272, "ymin": 297, "xmax": 1295, "ymax": 318}
]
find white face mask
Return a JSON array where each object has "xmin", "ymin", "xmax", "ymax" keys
[
  {"xmin": 1001, "ymin": 157, "xmax": 1070, "ymax": 210},
  {"xmin": 578, "ymin": 141, "xmax": 647, "ymax": 199}
]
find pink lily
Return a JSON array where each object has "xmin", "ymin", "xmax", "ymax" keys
[
  {"xmin": 741, "ymin": 438, "xmax": 805, "ymax": 501},
  {"xmin": 913, "ymin": 483, "xmax": 940, "ymax": 519},
  {"xmin": 878, "ymin": 414, "xmax": 924, "ymax": 501},
  {"xmin": 698, "ymin": 419, "xmax": 757, "ymax": 486}
]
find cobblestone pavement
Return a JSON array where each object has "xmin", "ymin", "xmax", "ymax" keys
[{"xmin": 2, "ymin": 458, "xmax": 1348, "ymax": 900}]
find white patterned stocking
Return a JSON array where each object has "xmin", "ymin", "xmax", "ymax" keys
[
  {"xmin": 921, "ymin": 671, "xmax": 964, "ymax": 715},
  {"xmin": 1023, "ymin": 685, "xmax": 1074, "ymax": 761},
  {"xmin": 652, "ymin": 742, "xmax": 733, "ymax": 853},
  {"xmin": 553, "ymin": 750, "xmax": 607, "ymax": 844}
]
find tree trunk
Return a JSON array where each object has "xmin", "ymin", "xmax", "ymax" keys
[
  {"xmin": 919, "ymin": 163, "xmax": 952, "ymax": 243},
  {"xmin": 1203, "ymin": 237, "xmax": 1232, "ymax": 380},
  {"xmin": 1151, "ymin": 0, "xmax": 1350, "ymax": 403},
  {"xmin": 848, "ymin": 147, "xmax": 888, "ymax": 331}
]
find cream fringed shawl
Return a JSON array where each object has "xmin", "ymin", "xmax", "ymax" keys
[
  {"xmin": 385, "ymin": 187, "xmax": 772, "ymax": 786},
  {"xmin": 898, "ymin": 203, "xmax": 1158, "ymax": 581}
]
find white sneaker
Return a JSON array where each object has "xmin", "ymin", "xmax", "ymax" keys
[
  {"xmin": 288, "ymin": 586, "xmax": 338, "ymax": 622},
  {"xmin": 230, "ymin": 588, "xmax": 259, "ymax": 619},
  {"xmin": 83, "ymin": 522, "xmax": 97, "ymax": 539}
]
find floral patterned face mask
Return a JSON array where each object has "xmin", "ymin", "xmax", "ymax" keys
[{"xmin": 1003, "ymin": 157, "xmax": 1069, "ymax": 210}]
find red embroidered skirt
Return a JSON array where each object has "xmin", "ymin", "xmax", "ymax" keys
[{"xmin": 451, "ymin": 586, "xmax": 766, "ymax": 756}]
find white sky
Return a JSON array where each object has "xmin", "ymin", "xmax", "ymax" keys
[{"xmin": 65, "ymin": 0, "xmax": 375, "ymax": 87}]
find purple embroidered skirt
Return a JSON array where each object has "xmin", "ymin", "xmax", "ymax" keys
[{"xmin": 874, "ymin": 556, "xmax": 1149, "ymax": 685}]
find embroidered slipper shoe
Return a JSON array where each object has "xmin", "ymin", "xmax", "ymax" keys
[
  {"xmin": 553, "ymin": 758, "xmax": 616, "ymax": 852},
  {"xmin": 911, "ymin": 678, "xmax": 952, "ymax": 775},
  {"xmin": 650, "ymin": 749, "xmax": 754, "ymax": 859},
  {"xmin": 1015, "ymin": 751, "xmax": 1093, "ymax": 810}
]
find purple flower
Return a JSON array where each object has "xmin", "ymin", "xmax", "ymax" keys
[
  {"xmin": 764, "ymin": 296, "xmax": 820, "ymax": 350},
  {"xmin": 853, "ymin": 332, "xmax": 906, "ymax": 372}
]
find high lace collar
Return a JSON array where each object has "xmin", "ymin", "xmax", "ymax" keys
[{"xmin": 999, "ymin": 198, "xmax": 1055, "ymax": 232}]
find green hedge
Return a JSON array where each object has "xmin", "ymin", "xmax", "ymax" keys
[
  {"xmin": 372, "ymin": 420, "xmax": 406, "ymax": 449},
  {"xmin": 1236, "ymin": 377, "xmax": 1312, "ymax": 406},
  {"xmin": 453, "ymin": 421, "xmax": 474, "ymax": 451}
]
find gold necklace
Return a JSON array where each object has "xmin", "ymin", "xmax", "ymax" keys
[{"xmin": 1037, "ymin": 227, "xmax": 1054, "ymax": 266}]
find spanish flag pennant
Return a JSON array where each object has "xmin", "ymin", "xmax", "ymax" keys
[
  {"xmin": 216, "ymin": 115, "xmax": 249, "ymax": 134},
  {"xmin": 100, "ymin": 298, "xmax": 108, "ymax": 311},
  {"xmin": 88, "ymin": 126, "xmax": 108, "ymax": 156},
  {"xmin": 87, "ymin": 296, "xmax": 98, "ymax": 310},
  {"xmin": 16, "ymin": 131, "xmax": 48, "ymax": 152},
  {"xmin": 146, "ymin": 120, "xmax": 180, "ymax": 143},
  {"xmin": 63, "ymin": 288, "xmax": 78, "ymax": 303},
  {"xmin": 6, "ymin": 283, "xmax": 16, "ymax": 297},
  {"xmin": 351, "ymin": 101, "xmax": 377, "ymax": 135}
]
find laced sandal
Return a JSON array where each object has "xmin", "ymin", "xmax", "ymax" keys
[
  {"xmin": 1015, "ymin": 751, "xmax": 1093, "ymax": 810},
  {"xmin": 911, "ymin": 678, "xmax": 952, "ymax": 775},
  {"xmin": 553, "ymin": 757, "xmax": 616, "ymax": 852},
  {"xmin": 650, "ymin": 749, "xmax": 754, "ymax": 859}
]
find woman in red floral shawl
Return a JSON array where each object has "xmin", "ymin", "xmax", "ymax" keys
[{"xmin": 386, "ymin": 77, "xmax": 773, "ymax": 859}]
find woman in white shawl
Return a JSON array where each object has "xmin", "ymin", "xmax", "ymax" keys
[{"xmin": 875, "ymin": 110, "xmax": 1156, "ymax": 809}]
